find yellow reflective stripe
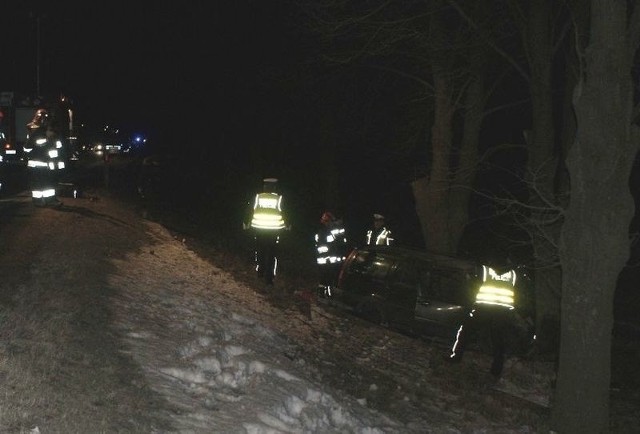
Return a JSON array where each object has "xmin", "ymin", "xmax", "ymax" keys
[
  {"xmin": 251, "ymin": 212, "xmax": 285, "ymax": 229},
  {"xmin": 476, "ymin": 284, "xmax": 515, "ymax": 308},
  {"xmin": 252, "ymin": 222, "xmax": 285, "ymax": 230},
  {"xmin": 28, "ymin": 160, "xmax": 48, "ymax": 167}
]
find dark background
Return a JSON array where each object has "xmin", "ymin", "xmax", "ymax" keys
[
  {"xmin": 2, "ymin": 2, "xmax": 638, "ymax": 279},
  {"xmin": 1, "ymin": 2, "xmax": 424, "ymax": 244},
  {"xmin": 3, "ymin": 3, "xmax": 291, "ymax": 137}
]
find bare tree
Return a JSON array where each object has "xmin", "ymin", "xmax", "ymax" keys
[
  {"xmin": 411, "ymin": 2, "xmax": 466, "ymax": 254},
  {"xmin": 300, "ymin": 0, "xmax": 514, "ymax": 256},
  {"xmin": 299, "ymin": 2, "xmax": 640, "ymax": 429},
  {"xmin": 552, "ymin": 1, "xmax": 640, "ymax": 431},
  {"xmin": 455, "ymin": 0, "xmax": 576, "ymax": 355}
]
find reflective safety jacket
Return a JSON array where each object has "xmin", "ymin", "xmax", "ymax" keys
[
  {"xmin": 366, "ymin": 227, "xmax": 393, "ymax": 245},
  {"xmin": 474, "ymin": 265, "xmax": 516, "ymax": 310},
  {"xmin": 24, "ymin": 129, "xmax": 66, "ymax": 171},
  {"xmin": 250, "ymin": 192, "xmax": 286, "ymax": 230},
  {"xmin": 315, "ymin": 221, "xmax": 348, "ymax": 265}
]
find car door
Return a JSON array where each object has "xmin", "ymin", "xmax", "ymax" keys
[
  {"xmin": 384, "ymin": 258, "xmax": 420, "ymax": 333},
  {"xmin": 413, "ymin": 265, "xmax": 468, "ymax": 339},
  {"xmin": 334, "ymin": 248, "xmax": 375, "ymax": 307},
  {"xmin": 351, "ymin": 250, "xmax": 396, "ymax": 324},
  {"xmin": 334, "ymin": 248, "xmax": 393, "ymax": 318}
]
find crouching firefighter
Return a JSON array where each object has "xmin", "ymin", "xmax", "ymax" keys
[
  {"xmin": 447, "ymin": 265, "xmax": 520, "ymax": 378},
  {"xmin": 23, "ymin": 108, "xmax": 65, "ymax": 207},
  {"xmin": 244, "ymin": 178, "xmax": 288, "ymax": 287}
]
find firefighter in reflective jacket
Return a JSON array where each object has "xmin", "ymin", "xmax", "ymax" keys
[
  {"xmin": 23, "ymin": 108, "xmax": 64, "ymax": 207},
  {"xmin": 366, "ymin": 213, "xmax": 393, "ymax": 245},
  {"xmin": 447, "ymin": 265, "xmax": 517, "ymax": 378},
  {"xmin": 245, "ymin": 178, "xmax": 287, "ymax": 286},
  {"xmin": 314, "ymin": 211, "xmax": 348, "ymax": 295}
]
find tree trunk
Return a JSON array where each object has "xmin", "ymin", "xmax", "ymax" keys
[
  {"xmin": 413, "ymin": 2, "xmax": 488, "ymax": 256},
  {"xmin": 448, "ymin": 54, "xmax": 485, "ymax": 253},
  {"xmin": 413, "ymin": 6, "xmax": 456, "ymax": 255},
  {"xmin": 552, "ymin": 1, "xmax": 638, "ymax": 432},
  {"xmin": 413, "ymin": 69, "xmax": 454, "ymax": 254},
  {"xmin": 525, "ymin": 0, "xmax": 562, "ymax": 355}
]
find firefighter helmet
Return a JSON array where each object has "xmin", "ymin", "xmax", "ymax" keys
[
  {"xmin": 321, "ymin": 211, "xmax": 335, "ymax": 224},
  {"xmin": 27, "ymin": 108, "xmax": 49, "ymax": 130},
  {"xmin": 33, "ymin": 108, "xmax": 49, "ymax": 125}
]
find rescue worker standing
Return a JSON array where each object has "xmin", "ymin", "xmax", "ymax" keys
[
  {"xmin": 366, "ymin": 213, "xmax": 393, "ymax": 245},
  {"xmin": 23, "ymin": 108, "xmax": 64, "ymax": 207},
  {"xmin": 314, "ymin": 211, "xmax": 348, "ymax": 295},
  {"xmin": 245, "ymin": 178, "xmax": 287, "ymax": 286},
  {"xmin": 447, "ymin": 265, "xmax": 518, "ymax": 378}
]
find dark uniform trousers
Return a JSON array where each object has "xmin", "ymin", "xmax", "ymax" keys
[
  {"xmin": 254, "ymin": 231, "xmax": 280, "ymax": 285},
  {"xmin": 449, "ymin": 306, "xmax": 512, "ymax": 377}
]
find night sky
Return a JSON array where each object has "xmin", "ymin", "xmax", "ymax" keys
[
  {"xmin": 3, "ymin": 2, "xmax": 412, "ymax": 239},
  {"xmin": 3, "ymin": 3, "xmax": 638, "ymax": 266},
  {"xmin": 3, "ymin": 2, "xmax": 303, "ymax": 142}
]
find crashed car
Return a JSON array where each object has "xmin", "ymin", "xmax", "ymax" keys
[{"xmin": 330, "ymin": 245, "xmax": 535, "ymax": 354}]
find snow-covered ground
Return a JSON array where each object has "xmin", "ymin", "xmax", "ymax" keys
[{"xmin": 108, "ymin": 218, "xmax": 555, "ymax": 433}]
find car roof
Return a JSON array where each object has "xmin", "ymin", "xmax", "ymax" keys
[{"xmin": 355, "ymin": 245, "xmax": 480, "ymax": 273}]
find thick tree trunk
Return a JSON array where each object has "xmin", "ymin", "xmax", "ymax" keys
[
  {"xmin": 413, "ymin": 6, "xmax": 457, "ymax": 255},
  {"xmin": 413, "ymin": 69, "xmax": 483, "ymax": 256},
  {"xmin": 448, "ymin": 61, "xmax": 484, "ymax": 253},
  {"xmin": 552, "ymin": 1, "xmax": 638, "ymax": 432},
  {"xmin": 525, "ymin": 0, "xmax": 562, "ymax": 355},
  {"xmin": 413, "ymin": 2, "xmax": 486, "ymax": 256},
  {"xmin": 414, "ymin": 71, "xmax": 454, "ymax": 254}
]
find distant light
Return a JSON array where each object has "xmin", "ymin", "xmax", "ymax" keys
[{"xmin": 131, "ymin": 134, "xmax": 147, "ymax": 146}]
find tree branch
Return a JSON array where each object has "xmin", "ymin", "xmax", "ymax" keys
[{"xmin": 447, "ymin": 0, "xmax": 531, "ymax": 82}]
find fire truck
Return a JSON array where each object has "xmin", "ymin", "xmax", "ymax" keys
[
  {"xmin": 0, "ymin": 92, "xmax": 42, "ymax": 164},
  {"xmin": 0, "ymin": 91, "xmax": 77, "ymax": 164}
]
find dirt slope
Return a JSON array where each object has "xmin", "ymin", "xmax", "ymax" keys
[{"xmin": 0, "ymin": 179, "xmax": 637, "ymax": 433}]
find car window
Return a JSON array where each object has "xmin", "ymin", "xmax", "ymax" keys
[
  {"xmin": 429, "ymin": 267, "xmax": 470, "ymax": 305},
  {"xmin": 384, "ymin": 259, "xmax": 420, "ymax": 310},
  {"xmin": 391, "ymin": 259, "xmax": 417, "ymax": 286},
  {"xmin": 416, "ymin": 264, "xmax": 433, "ymax": 300},
  {"xmin": 348, "ymin": 250, "xmax": 373, "ymax": 275},
  {"xmin": 347, "ymin": 250, "xmax": 393, "ymax": 281},
  {"xmin": 368, "ymin": 253, "xmax": 394, "ymax": 281}
]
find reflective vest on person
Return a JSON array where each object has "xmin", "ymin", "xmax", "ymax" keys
[
  {"xmin": 250, "ymin": 192, "xmax": 285, "ymax": 230},
  {"xmin": 366, "ymin": 227, "xmax": 393, "ymax": 245},
  {"xmin": 25, "ymin": 135, "xmax": 65, "ymax": 171},
  {"xmin": 315, "ymin": 223, "xmax": 347, "ymax": 265},
  {"xmin": 474, "ymin": 265, "xmax": 516, "ymax": 310}
]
